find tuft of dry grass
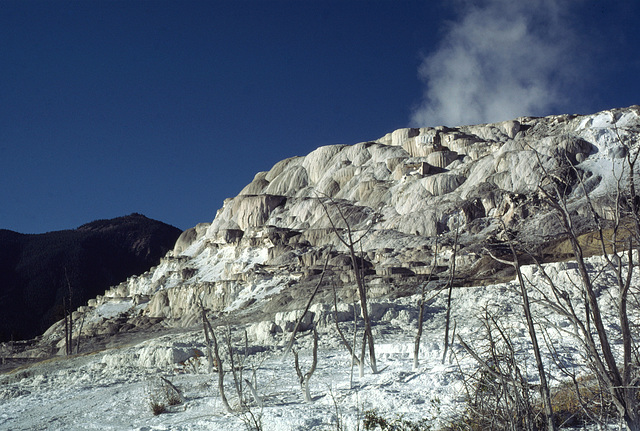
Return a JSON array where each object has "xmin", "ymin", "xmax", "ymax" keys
[
  {"xmin": 146, "ymin": 376, "xmax": 183, "ymax": 415},
  {"xmin": 149, "ymin": 399, "xmax": 167, "ymax": 416},
  {"xmin": 549, "ymin": 375, "xmax": 616, "ymax": 428}
]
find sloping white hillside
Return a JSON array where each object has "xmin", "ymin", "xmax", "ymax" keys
[
  {"xmin": 1, "ymin": 253, "xmax": 634, "ymax": 430},
  {"xmin": 35, "ymin": 106, "xmax": 640, "ymax": 353}
]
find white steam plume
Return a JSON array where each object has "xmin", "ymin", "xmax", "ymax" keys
[{"xmin": 411, "ymin": 0, "xmax": 580, "ymax": 127}]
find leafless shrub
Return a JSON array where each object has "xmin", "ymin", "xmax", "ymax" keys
[
  {"xmin": 456, "ymin": 309, "xmax": 539, "ymax": 431},
  {"xmin": 199, "ymin": 299, "xmax": 264, "ymax": 428},
  {"xmin": 160, "ymin": 375, "xmax": 183, "ymax": 406},
  {"xmin": 146, "ymin": 376, "xmax": 181, "ymax": 416}
]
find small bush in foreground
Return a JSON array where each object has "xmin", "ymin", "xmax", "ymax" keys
[
  {"xmin": 146, "ymin": 376, "xmax": 183, "ymax": 415},
  {"xmin": 549, "ymin": 376, "xmax": 616, "ymax": 429},
  {"xmin": 149, "ymin": 399, "xmax": 166, "ymax": 416},
  {"xmin": 363, "ymin": 409, "xmax": 431, "ymax": 431}
]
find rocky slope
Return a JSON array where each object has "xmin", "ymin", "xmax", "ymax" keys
[
  {"xmin": 17, "ymin": 106, "xmax": 640, "ymax": 356},
  {"xmin": 0, "ymin": 213, "xmax": 182, "ymax": 342},
  {"xmin": 3, "ymin": 252, "xmax": 634, "ymax": 431}
]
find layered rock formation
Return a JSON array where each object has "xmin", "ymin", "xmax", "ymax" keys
[{"xmin": 33, "ymin": 106, "xmax": 640, "ymax": 352}]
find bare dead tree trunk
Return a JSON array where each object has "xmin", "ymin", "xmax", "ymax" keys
[
  {"xmin": 330, "ymin": 282, "xmax": 360, "ymax": 368},
  {"xmin": 75, "ymin": 312, "xmax": 85, "ymax": 354},
  {"xmin": 350, "ymin": 241, "xmax": 377, "ymax": 374},
  {"xmin": 293, "ymin": 328, "xmax": 318, "ymax": 403},
  {"xmin": 486, "ymin": 223, "xmax": 557, "ymax": 431},
  {"xmin": 226, "ymin": 326, "xmax": 243, "ymax": 408},
  {"xmin": 351, "ymin": 294, "xmax": 359, "ymax": 386},
  {"xmin": 200, "ymin": 301, "xmax": 232, "ymax": 413},
  {"xmin": 243, "ymin": 378, "xmax": 263, "ymax": 409},
  {"xmin": 359, "ymin": 328, "xmax": 367, "ymax": 378},
  {"xmin": 442, "ymin": 226, "xmax": 459, "ymax": 364},
  {"xmin": 511, "ymin": 241, "xmax": 556, "ymax": 431},
  {"xmin": 64, "ymin": 268, "xmax": 73, "ymax": 356},
  {"xmin": 540, "ymin": 170, "xmax": 626, "ymax": 408},
  {"xmin": 63, "ymin": 297, "xmax": 70, "ymax": 356},
  {"xmin": 283, "ymin": 248, "xmax": 331, "ymax": 359},
  {"xmin": 201, "ymin": 304, "xmax": 215, "ymax": 374},
  {"xmin": 414, "ymin": 238, "xmax": 438, "ymax": 369},
  {"xmin": 317, "ymin": 195, "xmax": 378, "ymax": 374}
]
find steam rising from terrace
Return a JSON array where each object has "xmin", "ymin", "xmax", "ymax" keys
[{"xmin": 411, "ymin": 0, "xmax": 582, "ymax": 127}]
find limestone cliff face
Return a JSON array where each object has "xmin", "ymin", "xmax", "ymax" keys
[{"xmin": 45, "ymin": 106, "xmax": 640, "ymax": 346}]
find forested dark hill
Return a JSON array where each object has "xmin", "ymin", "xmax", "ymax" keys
[{"xmin": 0, "ymin": 213, "xmax": 181, "ymax": 342}]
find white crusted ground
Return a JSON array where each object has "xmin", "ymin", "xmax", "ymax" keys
[{"xmin": 1, "ymin": 254, "xmax": 633, "ymax": 431}]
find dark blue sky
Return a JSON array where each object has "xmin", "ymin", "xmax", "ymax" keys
[{"xmin": 1, "ymin": 0, "xmax": 639, "ymax": 234}]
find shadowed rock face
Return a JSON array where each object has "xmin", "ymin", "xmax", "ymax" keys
[
  {"xmin": 0, "ymin": 213, "xmax": 182, "ymax": 342},
  {"xmin": 29, "ymin": 106, "xmax": 640, "ymax": 347}
]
